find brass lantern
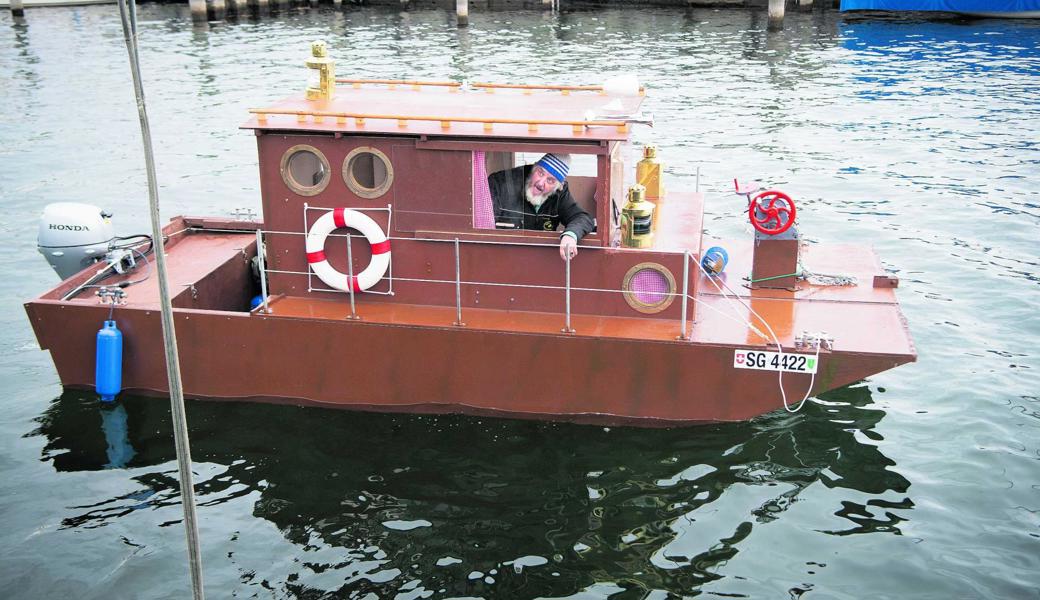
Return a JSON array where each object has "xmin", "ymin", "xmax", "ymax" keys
[
  {"xmin": 305, "ymin": 41, "xmax": 335, "ymax": 101},
  {"xmin": 636, "ymin": 145, "xmax": 664, "ymax": 200},
  {"xmin": 621, "ymin": 184, "xmax": 656, "ymax": 248}
]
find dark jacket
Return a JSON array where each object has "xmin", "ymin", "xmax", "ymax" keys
[{"xmin": 487, "ymin": 165, "xmax": 595, "ymax": 240}]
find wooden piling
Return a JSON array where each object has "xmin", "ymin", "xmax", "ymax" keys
[
  {"xmin": 189, "ymin": 0, "xmax": 207, "ymax": 21},
  {"xmin": 768, "ymin": 0, "xmax": 784, "ymax": 30},
  {"xmin": 799, "ymin": 0, "xmax": 813, "ymax": 7},
  {"xmin": 210, "ymin": 0, "xmax": 226, "ymax": 20},
  {"xmin": 456, "ymin": 0, "xmax": 468, "ymax": 27},
  {"xmin": 254, "ymin": 0, "xmax": 269, "ymax": 14},
  {"xmin": 10, "ymin": 0, "xmax": 25, "ymax": 17}
]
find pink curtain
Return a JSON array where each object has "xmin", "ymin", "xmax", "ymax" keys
[{"xmin": 472, "ymin": 151, "xmax": 495, "ymax": 229}]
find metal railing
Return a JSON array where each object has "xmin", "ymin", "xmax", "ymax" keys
[{"xmin": 238, "ymin": 225, "xmax": 697, "ymax": 340}]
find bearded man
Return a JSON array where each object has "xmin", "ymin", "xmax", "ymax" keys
[{"xmin": 487, "ymin": 153, "xmax": 594, "ymax": 261}]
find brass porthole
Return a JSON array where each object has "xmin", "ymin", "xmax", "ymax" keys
[
  {"xmin": 280, "ymin": 144, "xmax": 331, "ymax": 197},
  {"xmin": 622, "ymin": 262, "xmax": 677, "ymax": 314},
  {"xmin": 343, "ymin": 147, "xmax": 394, "ymax": 199}
]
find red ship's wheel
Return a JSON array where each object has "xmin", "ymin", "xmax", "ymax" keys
[{"xmin": 749, "ymin": 189, "xmax": 796, "ymax": 235}]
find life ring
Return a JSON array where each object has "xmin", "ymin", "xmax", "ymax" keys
[{"xmin": 305, "ymin": 208, "xmax": 390, "ymax": 292}]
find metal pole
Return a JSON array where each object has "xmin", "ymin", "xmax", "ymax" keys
[
  {"xmin": 189, "ymin": 0, "xmax": 207, "ymax": 22},
  {"xmin": 255, "ymin": 229, "xmax": 268, "ymax": 314},
  {"xmin": 346, "ymin": 232, "xmax": 357, "ymax": 319},
  {"xmin": 563, "ymin": 253, "xmax": 574, "ymax": 334},
  {"xmin": 695, "ymin": 166, "xmax": 700, "ymax": 194},
  {"xmin": 456, "ymin": 0, "xmax": 468, "ymax": 27},
  {"xmin": 768, "ymin": 0, "xmax": 785, "ymax": 30},
  {"xmin": 115, "ymin": 1, "xmax": 204, "ymax": 598},
  {"xmin": 679, "ymin": 250, "xmax": 690, "ymax": 340},
  {"xmin": 453, "ymin": 238, "xmax": 464, "ymax": 326}
]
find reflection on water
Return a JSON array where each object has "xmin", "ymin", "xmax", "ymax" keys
[{"xmin": 32, "ymin": 386, "xmax": 909, "ymax": 596}]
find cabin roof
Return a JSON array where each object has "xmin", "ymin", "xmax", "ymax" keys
[{"xmin": 242, "ymin": 82, "xmax": 645, "ymax": 142}]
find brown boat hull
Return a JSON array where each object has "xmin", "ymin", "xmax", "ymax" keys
[{"xmin": 26, "ymin": 299, "xmax": 910, "ymax": 426}]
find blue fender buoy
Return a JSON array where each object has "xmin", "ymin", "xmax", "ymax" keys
[
  {"xmin": 701, "ymin": 246, "xmax": 729, "ymax": 276},
  {"xmin": 95, "ymin": 320, "xmax": 123, "ymax": 402},
  {"xmin": 250, "ymin": 294, "xmax": 264, "ymax": 310}
]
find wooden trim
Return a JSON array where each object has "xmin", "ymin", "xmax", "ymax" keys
[
  {"xmin": 250, "ymin": 108, "xmax": 630, "ymax": 134},
  {"xmin": 471, "ymin": 82, "xmax": 646, "ymax": 96},
  {"xmin": 335, "ymin": 78, "xmax": 462, "ymax": 88},
  {"xmin": 416, "ymin": 138, "xmax": 608, "ymax": 155}
]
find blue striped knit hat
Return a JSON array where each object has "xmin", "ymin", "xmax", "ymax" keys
[{"xmin": 536, "ymin": 153, "xmax": 571, "ymax": 182}]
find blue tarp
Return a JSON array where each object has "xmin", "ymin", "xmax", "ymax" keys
[{"xmin": 841, "ymin": 0, "xmax": 1040, "ymax": 11}]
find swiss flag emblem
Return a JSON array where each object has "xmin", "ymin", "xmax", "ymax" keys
[{"xmin": 735, "ymin": 352, "xmax": 745, "ymax": 365}]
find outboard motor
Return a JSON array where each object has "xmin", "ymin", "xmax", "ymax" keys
[{"xmin": 37, "ymin": 203, "xmax": 115, "ymax": 279}]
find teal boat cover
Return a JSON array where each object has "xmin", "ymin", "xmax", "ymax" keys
[{"xmin": 841, "ymin": 0, "xmax": 1040, "ymax": 10}]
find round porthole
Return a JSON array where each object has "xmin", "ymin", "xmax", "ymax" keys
[
  {"xmin": 343, "ymin": 147, "xmax": 393, "ymax": 199},
  {"xmin": 622, "ymin": 263, "xmax": 677, "ymax": 314},
  {"xmin": 280, "ymin": 145, "xmax": 331, "ymax": 197}
]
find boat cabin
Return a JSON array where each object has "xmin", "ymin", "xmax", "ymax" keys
[{"xmin": 244, "ymin": 78, "xmax": 703, "ymax": 326}]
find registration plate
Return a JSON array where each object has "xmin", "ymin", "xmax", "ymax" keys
[{"xmin": 734, "ymin": 350, "xmax": 818, "ymax": 374}]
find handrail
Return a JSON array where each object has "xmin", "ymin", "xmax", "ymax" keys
[
  {"xmin": 471, "ymin": 82, "xmax": 646, "ymax": 96},
  {"xmin": 242, "ymin": 226, "xmax": 696, "ymax": 338},
  {"xmin": 248, "ymin": 108, "xmax": 630, "ymax": 133},
  {"xmin": 336, "ymin": 78, "xmax": 462, "ymax": 88}
]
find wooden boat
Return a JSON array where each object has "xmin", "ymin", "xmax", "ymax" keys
[{"xmin": 25, "ymin": 48, "xmax": 915, "ymax": 426}]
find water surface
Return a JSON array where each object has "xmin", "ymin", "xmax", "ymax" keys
[{"xmin": 1, "ymin": 5, "xmax": 1038, "ymax": 598}]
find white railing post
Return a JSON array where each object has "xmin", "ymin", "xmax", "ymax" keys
[
  {"xmin": 563, "ymin": 253, "xmax": 575, "ymax": 334},
  {"xmin": 256, "ymin": 229, "xmax": 269, "ymax": 314},
  {"xmin": 679, "ymin": 250, "xmax": 690, "ymax": 340},
  {"xmin": 453, "ymin": 238, "xmax": 464, "ymax": 326},
  {"xmin": 346, "ymin": 232, "xmax": 358, "ymax": 320}
]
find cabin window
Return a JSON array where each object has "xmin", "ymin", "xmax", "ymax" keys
[
  {"xmin": 343, "ymin": 147, "xmax": 393, "ymax": 199},
  {"xmin": 280, "ymin": 145, "xmax": 331, "ymax": 197},
  {"xmin": 481, "ymin": 151, "xmax": 598, "ymax": 232},
  {"xmin": 622, "ymin": 263, "xmax": 676, "ymax": 314}
]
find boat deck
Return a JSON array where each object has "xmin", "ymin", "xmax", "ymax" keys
[{"xmin": 39, "ymin": 218, "xmax": 914, "ymax": 361}]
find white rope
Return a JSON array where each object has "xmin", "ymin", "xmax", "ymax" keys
[
  {"xmin": 694, "ymin": 255, "xmax": 816, "ymax": 413},
  {"xmin": 115, "ymin": 0, "xmax": 204, "ymax": 597}
]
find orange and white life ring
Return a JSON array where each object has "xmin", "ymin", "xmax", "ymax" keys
[{"xmin": 305, "ymin": 208, "xmax": 390, "ymax": 292}]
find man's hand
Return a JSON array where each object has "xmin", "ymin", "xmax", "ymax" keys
[{"xmin": 559, "ymin": 235, "xmax": 578, "ymax": 261}]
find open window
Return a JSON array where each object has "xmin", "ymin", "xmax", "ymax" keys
[{"xmin": 475, "ymin": 151, "xmax": 599, "ymax": 233}]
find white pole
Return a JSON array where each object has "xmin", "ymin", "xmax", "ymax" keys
[
  {"xmin": 563, "ymin": 253, "xmax": 574, "ymax": 334},
  {"xmin": 189, "ymin": 0, "xmax": 207, "ymax": 22},
  {"xmin": 256, "ymin": 229, "xmax": 269, "ymax": 314},
  {"xmin": 680, "ymin": 250, "xmax": 690, "ymax": 340},
  {"xmin": 768, "ymin": 0, "xmax": 785, "ymax": 30},
  {"xmin": 10, "ymin": 0, "xmax": 25, "ymax": 17},
  {"xmin": 115, "ymin": 1, "xmax": 204, "ymax": 598},
  {"xmin": 453, "ymin": 238, "xmax": 463, "ymax": 326},
  {"xmin": 456, "ymin": 0, "xmax": 468, "ymax": 27}
]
